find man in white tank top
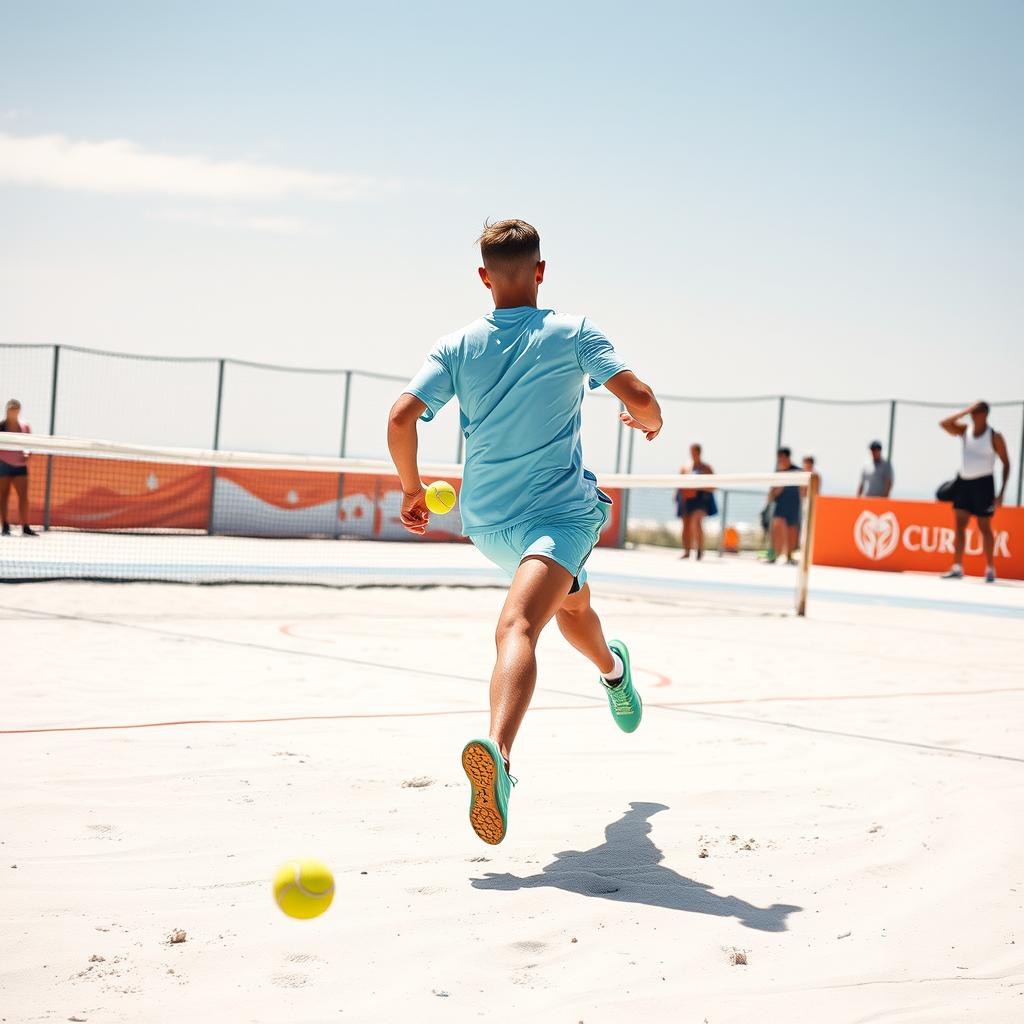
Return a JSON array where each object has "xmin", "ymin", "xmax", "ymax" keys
[{"xmin": 938, "ymin": 401, "xmax": 1011, "ymax": 582}]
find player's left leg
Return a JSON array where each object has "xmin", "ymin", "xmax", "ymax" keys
[
  {"xmin": 13, "ymin": 475, "xmax": 35, "ymax": 535},
  {"xmin": 555, "ymin": 583, "xmax": 614, "ymax": 674},
  {"xmin": 692, "ymin": 508, "xmax": 706, "ymax": 559},
  {"xmin": 978, "ymin": 515, "xmax": 996, "ymax": 581},
  {"xmin": 557, "ymin": 583, "xmax": 642, "ymax": 734}
]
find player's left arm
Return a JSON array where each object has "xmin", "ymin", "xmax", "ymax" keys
[
  {"xmin": 603, "ymin": 370, "xmax": 663, "ymax": 441},
  {"xmin": 992, "ymin": 431, "xmax": 1011, "ymax": 508},
  {"xmin": 387, "ymin": 394, "xmax": 430, "ymax": 534}
]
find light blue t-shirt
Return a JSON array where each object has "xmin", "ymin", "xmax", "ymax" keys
[{"xmin": 405, "ymin": 306, "xmax": 629, "ymax": 536}]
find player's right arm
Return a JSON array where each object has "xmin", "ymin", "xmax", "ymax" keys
[
  {"xmin": 387, "ymin": 393, "xmax": 430, "ymax": 535},
  {"xmin": 603, "ymin": 370, "xmax": 663, "ymax": 442},
  {"xmin": 391, "ymin": 342, "xmax": 457, "ymax": 535},
  {"xmin": 939, "ymin": 404, "xmax": 974, "ymax": 436}
]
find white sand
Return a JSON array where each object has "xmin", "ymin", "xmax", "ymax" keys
[{"xmin": 2, "ymin": 550, "xmax": 1023, "ymax": 1023}]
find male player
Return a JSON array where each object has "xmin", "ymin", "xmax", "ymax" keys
[{"xmin": 387, "ymin": 219, "xmax": 663, "ymax": 844}]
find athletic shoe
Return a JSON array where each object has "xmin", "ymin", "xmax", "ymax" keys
[
  {"xmin": 0, "ymin": 524, "xmax": 8, "ymax": 537},
  {"xmin": 601, "ymin": 639, "xmax": 642, "ymax": 734},
  {"xmin": 941, "ymin": 566, "xmax": 964, "ymax": 579},
  {"xmin": 985, "ymin": 568, "xmax": 996, "ymax": 583},
  {"xmin": 785, "ymin": 557, "xmax": 798, "ymax": 566},
  {"xmin": 461, "ymin": 738, "xmax": 514, "ymax": 845},
  {"xmin": 22, "ymin": 525, "xmax": 37, "ymax": 537}
]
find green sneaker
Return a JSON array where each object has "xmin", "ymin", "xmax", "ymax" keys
[
  {"xmin": 601, "ymin": 639, "xmax": 642, "ymax": 733},
  {"xmin": 461, "ymin": 738, "xmax": 514, "ymax": 845}
]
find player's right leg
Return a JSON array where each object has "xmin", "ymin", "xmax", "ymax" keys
[{"xmin": 462, "ymin": 554, "xmax": 573, "ymax": 844}]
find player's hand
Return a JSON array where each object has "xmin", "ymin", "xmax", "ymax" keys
[
  {"xmin": 620, "ymin": 410, "xmax": 662, "ymax": 442},
  {"xmin": 995, "ymin": 495, "xmax": 1004, "ymax": 510},
  {"xmin": 400, "ymin": 486, "xmax": 429, "ymax": 535}
]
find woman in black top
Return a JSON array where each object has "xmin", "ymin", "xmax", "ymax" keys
[{"xmin": 675, "ymin": 443, "xmax": 716, "ymax": 560}]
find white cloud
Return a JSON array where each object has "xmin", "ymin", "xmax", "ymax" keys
[
  {"xmin": 0, "ymin": 133, "xmax": 382, "ymax": 201},
  {"xmin": 147, "ymin": 208, "xmax": 321, "ymax": 235}
]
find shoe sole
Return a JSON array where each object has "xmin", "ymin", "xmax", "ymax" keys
[{"xmin": 461, "ymin": 742, "xmax": 506, "ymax": 845}]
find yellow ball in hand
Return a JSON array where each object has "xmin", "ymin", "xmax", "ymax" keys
[
  {"xmin": 425, "ymin": 480, "xmax": 457, "ymax": 515},
  {"xmin": 273, "ymin": 859, "xmax": 335, "ymax": 920}
]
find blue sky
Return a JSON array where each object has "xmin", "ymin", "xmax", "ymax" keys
[{"xmin": 1, "ymin": 0, "xmax": 1022, "ymax": 415}]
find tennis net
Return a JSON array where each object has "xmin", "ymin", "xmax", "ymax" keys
[{"xmin": 0, "ymin": 434, "xmax": 816, "ymax": 613}]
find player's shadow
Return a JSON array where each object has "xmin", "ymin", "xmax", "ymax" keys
[{"xmin": 471, "ymin": 801, "xmax": 801, "ymax": 932}]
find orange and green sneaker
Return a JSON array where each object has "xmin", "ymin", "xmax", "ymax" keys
[
  {"xmin": 601, "ymin": 639, "xmax": 642, "ymax": 733},
  {"xmin": 461, "ymin": 738, "xmax": 514, "ymax": 845}
]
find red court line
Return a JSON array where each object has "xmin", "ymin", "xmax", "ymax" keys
[
  {"xmin": 0, "ymin": 703, "xmax": 602, "ymax": 735},
  {"xmin": 279, "ymin": 623, "xmax": 335, "ymax": 645},
  {"xmin": 3, "ymin": 686, "xmax": 1021, "ymax": 736}
]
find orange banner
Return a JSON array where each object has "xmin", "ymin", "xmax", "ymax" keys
[
  {"xmin": 813, "ymin": 496, "xmax": 1024, "ymax": 580},
  {"xmin": 23, "ymin": 458, "xmax": 625, "ymax": 550},
  {"xmin": 31, "ymin": 455, "xmax": 211, "ymax": 531}
]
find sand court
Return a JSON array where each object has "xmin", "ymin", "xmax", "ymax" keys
[{"xmin": 2, "ymin": 553, "xmax": 1023, "ymax": 1022}]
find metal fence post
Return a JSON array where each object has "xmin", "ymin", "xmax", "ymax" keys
[
  {"xmin": 614, "ymin": 412, "xmax": 624, "ymax": 474},
  {"xmin": 1017, "ymin": 401, "xmax": 1024, "ymax": 506},
  {"xmin": 775, "ymin": 395, "xmax": 786, "ymax": 458},
  {"xmin": 207, "ymin": 359, "xmax": 225, "ymax": 535},
  {"xmin": 455, "ymin": 421, "xmax": 464, "ymax": 464},
  {"xmin": 339, "ymin": 370, "xmax": 352, "ymax": 458},
  {"xmin": 41, "ymin": 344, "xmax": 61, "ymax": 531},
  {"xmin": 718, "ymin": 489, "xmax": 729, "ymax": 557},
  {"xmin": 887, "ymin": 399, "xmax": 897, "ymax": 466},
  {"xmin": 335, "ymin": 371, "xmax": 353, "ymax": 538}
]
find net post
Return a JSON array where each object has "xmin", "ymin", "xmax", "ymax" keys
[
  {"xmin": 797, "ymin": 472, "xmax": 818, "ymax": 616},
  {"xmin": 207, "ymin": 359, "xmax": 225, "ymax": 536},
  {"xmin": 775, "ymin": 395, "xmax": 785, "ymax": 456},
  {"xmin": 42, "ymin": 344, "xmax": 61, "ymax": 532},
  {"xmin": 614, "ymin": 412, "xmax": 624, "ymax": 474},
  {"xmin": 617, "ymin": 425, "xmax": 636, "ymax": 548}
]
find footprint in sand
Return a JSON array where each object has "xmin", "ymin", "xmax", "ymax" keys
[
  {"xmin": 272, "ymin": 972, "xmax": 309, "ymax": 988},
  {"xmin": 511, "ymin": 940, "xmax": 547, "ymax": 954}
]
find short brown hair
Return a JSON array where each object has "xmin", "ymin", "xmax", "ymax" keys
[{"xmin": 477, "ymin": 218, "xmax": 540, "ymax": 269}]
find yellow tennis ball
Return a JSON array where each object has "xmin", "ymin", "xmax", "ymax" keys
[
  {"xmin": 273, "ymin": 859, "xmax": 334, "ymax": 920},
  {"xmin": 425, "ymin": 480, "xmax": 457, "ymax": 515}
]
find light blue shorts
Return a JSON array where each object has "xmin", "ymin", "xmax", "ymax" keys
[{"xmin": 470, "ymin": 497, "xmax": 612, "ymax": 594}]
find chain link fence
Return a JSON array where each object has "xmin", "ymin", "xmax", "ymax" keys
[{"xmin": 3, "ymin": 342, "xmax": 1022, "ymax": 512}]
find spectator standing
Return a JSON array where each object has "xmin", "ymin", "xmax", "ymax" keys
[
  {"xmin": 0, "ymin": 399, "xmax": 37, "ymax": 537},
  {"xmin": 766, "ymin": 447, "xmax": 801, "ymax": 565},
  {"xmin": 801, "ymin": 455, "xmax": 821, "ymax": 494},
  {"xmin": 857, "ymin": 441, "xmax": 893, "ymax": 498},
  {"xmin": 938, "ymin": 401, "xmax": 1010, "ymax": 583},
  {"xmin": 674, "ymin": 443, "xmax": 716, "ymax": 560}
]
